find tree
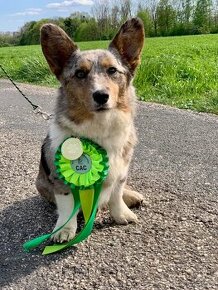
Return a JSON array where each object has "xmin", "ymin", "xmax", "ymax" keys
[
  {"xmin": 111, "ymin": 4, "xmax": 120, "ymax": 30},
  {"xmin": 63, "ymin": 17, "xmax": 81, "ymax": 39},
  {"xmin": 156, "ymin": 0, "xmax": 177, "ymax": 36},
  {"xmin": 193, "ymin": 0, "xmax": 213, "ymax": 33},
  {"xmin": 92, "ymin": 0, "xmax": 111, "ymax": 39},
  {"xmin": 183, "ymin": 0, "xmax": 193, "ymax": 24},
  {"xmin": 212, "ymin": 0, "xmax": 218, "ymax": 32},
  {"xmin": 19, "ymin": 21, "xmax": 37, "ymax": 45},
  {"xmin": 76, "ymin": 19, "xmax": 99, "ymax": 41},
  {"xmin": 0, "ymin": 32, "xmax": 19, "ymax": 47},
  {"xmin": 175, "ymin": 0, "xmax": 194, "ymax": 35},
  {"xmin": 120, "ymin": 0, "xmax": 132, "ymax": 21},
  {"xmin": 146, "ymin": 0, "xmax": 159, "ymax": 36},
  {"xmin": 137, "ymin": 5, "xmax": 153, "ymax": 36},
  {"xmin": 3, "ymin": 0, "xmax": 218, "ymax": 46}
]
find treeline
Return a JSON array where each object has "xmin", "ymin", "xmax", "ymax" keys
[{"xmin": 1, "ymin": 0, "xmax": 218, "ymax": 47}]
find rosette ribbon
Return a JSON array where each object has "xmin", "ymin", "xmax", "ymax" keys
[{"xmin": 23, "ymin": 137, "xmax": 109, "ymax": 255}]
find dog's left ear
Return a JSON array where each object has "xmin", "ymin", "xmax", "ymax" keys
[{"xmin": 109, "ymin": 18, "xmax": 144, "ymax": 74}]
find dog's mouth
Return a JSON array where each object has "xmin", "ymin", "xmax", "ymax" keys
[
  {"xmin": 94, "ymin": 105, "xmax": 110, "ymax": 112},
  {"xmin": 96, "ymin": 107, "xmax": 109, "ymax": 112}
]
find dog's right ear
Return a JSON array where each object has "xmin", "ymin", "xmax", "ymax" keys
[{"xmin": 40, "ymin": 24, "xmax": 78, "ymax": 78}]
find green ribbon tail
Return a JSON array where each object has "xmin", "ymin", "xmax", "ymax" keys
[
  {"xmin": 79, "ymin": 188, "xmax": 94, "ymax": 223},
  {"xmin": 23, "ymin": 234, "xmax": 52, "ymax": 252},
  {"xmin": 23, "ymin": 189, "xmax": 80, "ymax": 252},
  {"xmin": 42, "ymin": 183, "xmax": 102, "ymax": 255}
]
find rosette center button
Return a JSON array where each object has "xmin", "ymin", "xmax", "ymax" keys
[{"xmin": 61, "ymin": 138, "xmax": 83, "ymax": 160}]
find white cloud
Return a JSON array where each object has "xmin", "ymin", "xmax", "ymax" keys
[
  {"xmin": 11, "ymin": 8, "xmax": 42, "ymax": 16},
  {"xmin": 47, "ymin": 0, "xmax": 94, "ymax": 9}
]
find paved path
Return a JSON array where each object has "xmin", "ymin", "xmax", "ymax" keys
[{"xmin": 0, "ymin": 79, "xmax": 217, "ymax": 290}]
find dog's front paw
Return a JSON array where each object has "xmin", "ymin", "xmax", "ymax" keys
[
  {"xmin": 52, "ymin": 217, "xmax": 77, "ymax": 243},
  {"xmin": 52, "ymin": 226, "xmax": 76, "ymax": 243},
  {"xmin": 110, "ymin": 202, "xmax": 138, "ymax": 225}
]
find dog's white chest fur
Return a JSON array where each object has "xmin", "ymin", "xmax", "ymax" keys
[{"xmin": 49, "ymin": 110, "xmax": 133, "ymax": 182}]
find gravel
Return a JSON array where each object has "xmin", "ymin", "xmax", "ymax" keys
[{"xmin": 0, "ymin": 79, "xmax": 218, "ymax": 290}]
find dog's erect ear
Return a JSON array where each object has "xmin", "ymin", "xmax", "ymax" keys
[
  {"xmin": 109, "ymin": 18, "xmax": 144, "ymax": 74},
  {"xmin": 40, "ymin": 24, "xmax": 78, "ymax": 78}
]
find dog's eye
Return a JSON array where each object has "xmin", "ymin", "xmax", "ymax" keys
[
  {"xmin": 75, "ymin": 70, "xmax": 87, "ymax": 79},
  {"xmin": 107, "ymin": 67, "xmax": 117, "ymax": 75}
]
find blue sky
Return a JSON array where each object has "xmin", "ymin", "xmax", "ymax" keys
[{"xmin": 0, "ymin": 0, "xmax": 95, "ymax": 32}]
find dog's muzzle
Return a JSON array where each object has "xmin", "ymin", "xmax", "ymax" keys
[{"xmin": 93, "ymin": 90, "xmax": 109, "ymax": 106}]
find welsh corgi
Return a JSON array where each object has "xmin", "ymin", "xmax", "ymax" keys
[{"xmin": 36, "ymin": 18, "xmax": 145, "ymax": 243}]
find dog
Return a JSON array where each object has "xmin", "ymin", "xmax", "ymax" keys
[{"xmin": 36, "ymin": 18, "xmax": 145, "ymax": 243}]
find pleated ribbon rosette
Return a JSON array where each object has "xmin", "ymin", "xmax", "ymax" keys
[{"xmin": 23, "ymin": 137, "xmax": 109, "ymax": 255}]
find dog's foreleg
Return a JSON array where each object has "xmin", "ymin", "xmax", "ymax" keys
[
  {"xmin": 52, "ymin": 193, "xmax": 78, "ymax": 243},
  {"xmin": 109, "ymin": 178, "xmax": 138, "ymax": 225}
]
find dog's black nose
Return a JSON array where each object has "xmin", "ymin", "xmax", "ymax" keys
[{"xmin": 93, "ymin": 91, "xmax": 109, "ymax": 105}]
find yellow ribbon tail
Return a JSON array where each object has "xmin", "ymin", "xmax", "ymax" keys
[{"xmin": 79, "ymin": 189, "xmax": 94, "ymax": 224}]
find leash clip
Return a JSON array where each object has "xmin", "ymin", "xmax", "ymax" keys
[{"xmin": 33, "ymin": 106, "xmax": 53, "ymax": 120}]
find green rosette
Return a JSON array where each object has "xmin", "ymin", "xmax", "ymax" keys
[
  {"xmin": 55, "ymin": 138, "xmax": 109, "ymax": 188},
  {"xmin": 23, "ymin": 137, "xmax": 109, "ymax": 255}
]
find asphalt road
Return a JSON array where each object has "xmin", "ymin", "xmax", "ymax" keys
[{"xmin": 0, "ymin": 79, "xmax": 217, "ymax": 290}]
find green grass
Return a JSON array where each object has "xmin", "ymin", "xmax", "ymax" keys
[
  {"xmin": 135, "ymin": 34, "xmax": 218, "ymax": 114},
  {"xmin": 0, "ymin": 35, "xmax": 218, "ymax": 114}
]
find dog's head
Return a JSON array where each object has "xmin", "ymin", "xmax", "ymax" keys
[{"xmin": 41, "ymin": 18, "xmax": 144, "ymax": 121}]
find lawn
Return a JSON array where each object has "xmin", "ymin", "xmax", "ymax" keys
[{"xmin": 0, "ymin": 34, "xmax": 218, "ymax": 114}]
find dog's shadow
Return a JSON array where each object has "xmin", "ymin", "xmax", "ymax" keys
[
  {"xmin": 0, "ymin": 196, "xmax": 70, "ymax": 287},
  {"xmin": 0, "ymin": 195, "xmax": 115, "ymax": 287}
]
